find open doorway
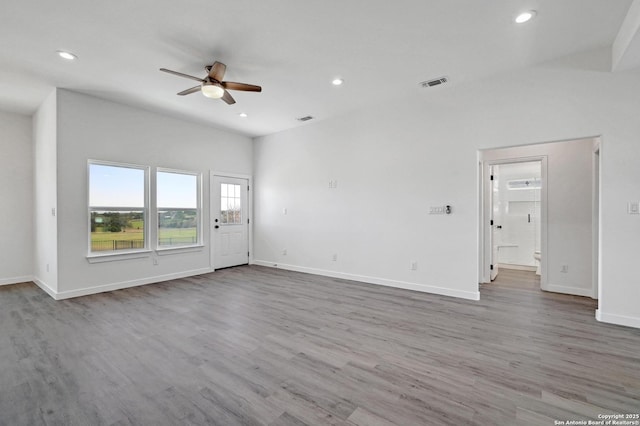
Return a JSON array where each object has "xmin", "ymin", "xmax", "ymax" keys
[
  {"xmin": 483, "ymin": 157, "xmax": 548, "ymax": 289},
  {"xmin": 479, "ymin": 137, "xmax": 599, "ymax": 299},
  {"xmin": 490, "ymin": 161, "xmax": 542, "ymax": 279}
]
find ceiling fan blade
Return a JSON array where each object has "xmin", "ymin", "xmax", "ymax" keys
[
  {"xmin": 222, "ymin": 82, "xmax": 262, "ymax": 92},
  {"xmin": 177, "ymin": 85, "xmax": 201, "ymax": 96},
  {"xmin": 209, "ymin": 62, "xmax": 227, "ymax": 81},
  {"xmin": 159, "ymin": 68, "xmax": 204, "ymax": 83},
  {"xmin": 221, "ymin": 90, "xmax": 236, "ymax": 105}
]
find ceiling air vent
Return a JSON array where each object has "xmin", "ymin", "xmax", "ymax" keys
[
  {"xmin": 420, "ymin": 77, "xmax": 448, "ymax": 88},
  {"xmin": 297, "ymin": 115, "xmax": 314, "ymax": 122}
]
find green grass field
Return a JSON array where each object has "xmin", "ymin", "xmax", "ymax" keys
[{"xmin": 91, "ymin": 227, "xmax": 197, "ymax": 251}]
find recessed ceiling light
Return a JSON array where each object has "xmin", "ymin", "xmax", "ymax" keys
[
  {"xmin": 239, "ymin": 112, "xmax": 248, "ymax": 118},
  {"xmin": 515, "ymin": 10, "xmax": 536, "ymax": 24},
  {"xmin": 332, "ymin": 78, "xmax": 344, "ymax": 86},
  {"xmin": 56, "ymin": 50, "xmax": 77, "ymax": 60}
]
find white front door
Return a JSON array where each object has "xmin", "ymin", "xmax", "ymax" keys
[
  {"xmin": 489, "ymin": 166, "xmax": 499, "ymax": 281},
  {"xmin": 212, "ymin": 175, "xmax": 249, "ymax": 269}
]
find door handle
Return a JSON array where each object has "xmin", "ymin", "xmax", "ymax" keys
[{"xmin": 214, "ymin": 225, "xmax": 219, "ymax": 229}]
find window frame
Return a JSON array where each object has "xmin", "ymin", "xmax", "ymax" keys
[
  {"xmin": 87, "ymin": 160, "xmax": 150, "ymax": 258},
  {"xmin": 155, "ymin": 167, "xmax": 202, "ymax": 251}
]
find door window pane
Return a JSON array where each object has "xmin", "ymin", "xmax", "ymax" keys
[{"xmin": 220, "ymin": 183, "xmax": 242, "ymax": 224}]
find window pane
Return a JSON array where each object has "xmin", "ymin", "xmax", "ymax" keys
[
  {"xmin": 157, "ymin": 172, "xmax": 197, "ymax": 208},
  {"xmin": 157, "ymin": 171, "xmax": 199, "ymax": 247},
  {"xmin": 89, "ymin": 162, "xmax": 146, "ymax": 253},
  {"xmin": 91, "ymin": 210, "xmax": 145, "ymax": 252},
  {"xmin": 90, "ymin": 164, "xmax": 144, "ymax": 208},
  {"xmin": 158, "ymin": 209, "xmax": 198, "ymax": 247},
  {"xmin": 220, "ymin": 184, "xmax": 242, "ymax": 225}
]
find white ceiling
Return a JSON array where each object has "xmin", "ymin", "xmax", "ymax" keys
[{"xmin": 0, "ymin": 0, "xmax": 636, "ymax": 137}]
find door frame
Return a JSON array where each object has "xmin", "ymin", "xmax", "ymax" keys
[
  {"xmin": 210, "ymin": 171, "xmax": 253, "ymax": 270},
  {"xmin": 592, "ymin": 141, "xmax": 601, "ymax": 300},
  {"xmin": 488, "ymin": 164, "xmax": 498, "ymax": 281},
  {"xmin": 480, "ymin": 156, "xmax": 548, "ymax": 290}
]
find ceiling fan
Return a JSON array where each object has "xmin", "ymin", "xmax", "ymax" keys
[{"xmin": 159, "ymin": 61, "xmax": 261, "ymax": 105}]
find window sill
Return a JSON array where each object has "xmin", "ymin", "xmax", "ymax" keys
[
  {"xmin": 156, "ymin": 245, "xmax": 205, "ymax": 256},
  {"xmin": 86, "ymin": 250, "xmax": 152, "ymax": 264}
]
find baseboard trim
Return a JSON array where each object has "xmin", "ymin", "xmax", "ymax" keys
[
  {"xmin": 497, "ymin": 264, "xmax": 536, "ymax": 272},
  {"xmin": 32, "ymin": 277, "xmax": 58, "ymax": 299},
  {"xmin": 52, "ymin": 268, "xmax": 213, "ymax": 300},
  {"xmin": 0, "ymin": 275, "xmax": 33, "ymax": 286},
  {"xmin": 544, "ymin": 283, "xmax": 594, "ymax": 298},
  {"xmin": 252, "ymin": 260, "xmax": 480, "ymax": 301},
  {"xmin": 596, "ymin": 309, "xmax": 640, "ymax": 329}
]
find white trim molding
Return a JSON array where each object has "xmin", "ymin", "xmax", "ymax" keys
[
  {"xmin": 545, "ymin": 284, "xmax": 595, "ymax": 298},
  {"xmin": 596, "ymin": 309, "xmax": 640, "ymax": 329},
  {"xmin": 252, "ymin": 260, "xmax": 480, "ymax": 301},
  {"xmin": 33, "ymin": 277, "xmax": 57, "ymax": 299},
  {"xmin": 36, "ymin": 268, "xmax": 213, "ymax": 300},
  {"xmin": 0, "ymin": 275, "xmax": 34, "ymax": 286}
]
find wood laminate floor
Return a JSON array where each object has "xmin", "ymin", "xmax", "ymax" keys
[{"xmin": 1, "ymin": 266, "xmax": 639, "ymax": 425}]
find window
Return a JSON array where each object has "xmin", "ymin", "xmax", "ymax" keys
[
  {"xmin": 220, "ymin": 183, "xmax": 242, "ymax": 224},
  {"xmin": 89, "ymin": 162, "xmax": 147, "ymax": 253},
  {"xmin": 157, "ymin": 170, "xmax": 200, "ymax": 248}
]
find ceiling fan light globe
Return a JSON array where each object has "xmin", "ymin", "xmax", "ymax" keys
[{"xmin": 201, "ymin": 83, "xmax": 225, "ymax": 99}]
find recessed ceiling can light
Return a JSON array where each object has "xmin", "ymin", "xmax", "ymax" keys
[
  {"xmin": 515, "ymin": 10, "xmax": 536, "ymax": 24},
  {"xmin": 239, "ymin": 112, "xmax": 248, "ymax": 118},
  {"xmin": 332, "ymin": 78, "xmax": 344, "ymax": 86},
  {"xmin": 56, "ymin": 50, "xmax": 77, "ymax": 60}
]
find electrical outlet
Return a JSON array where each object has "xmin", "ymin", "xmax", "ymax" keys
[
  {"xmin": 561, "ymin": 265, "xmax": 569, "ymax": 273},
  {"xmin": 332, "ymin": 253, "xmax": 338, "ymax": 261},
  {"xmin": 628, "ymin": 202, "xmax": 639, "ymax": 214},
  {"xmin": 153, "ymin": 258, "xmax": 158, "ymax": 265},
  {"xmin": 410, "ymin": 261, "xmax": 418, "ymax": 271},
  {"xmin": 282, "ymin": 249, "xmax": 287, "ymax": 255}
]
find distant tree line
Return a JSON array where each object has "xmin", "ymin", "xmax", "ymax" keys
[
  {"xmin": 91, "ymin": 212, "xmax": 143, "ymax": 233},
  {"xmin": 159, "ymin": 210, "xmax": 197, "ymax": 229}
]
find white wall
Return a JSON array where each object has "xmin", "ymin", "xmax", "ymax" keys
[
  {"xmin": 32, "ymin": 91, "xmax": 58, "ymax": 293},
  {"xmin": 0, "ymin": 110, "xmax": 33, "ymax": 285},
  {"xmin": 253, "ymin": 55, "xmax": 640, "ymax": 328},
  {"xmin": 53, "ymin": 89, "xmax": 252, "ymax": 297},
  {"xmin": 482, "ymin": 139, "xmax": 594, "ymax": 297}
]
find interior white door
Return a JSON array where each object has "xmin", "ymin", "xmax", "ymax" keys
[
  {"xmin": 212, "ymin": 175, "xmax": 249, "ymax": 269},
  {"xmin": 489, "ymin": 166, "xmax": 499, "ymax": 281}
]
